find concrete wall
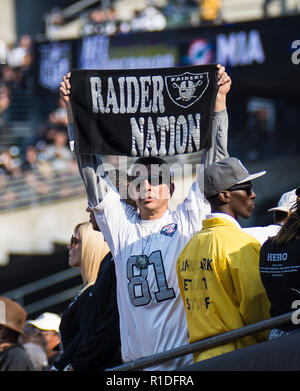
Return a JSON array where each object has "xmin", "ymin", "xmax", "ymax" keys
[
  {"xmin": 0, "ymin": 196, "xmax": 89, "ymax": 265},
  {"xmin": 0, "ymin": 0, "xmax": 16, "ymax": 45}
]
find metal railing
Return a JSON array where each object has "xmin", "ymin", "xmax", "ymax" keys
[
  {"xmin": 0, "ymin": 168, "xmax": 85, "ymax": 211},
  {"xmin": 61, "ymin": 0, "xmax": 101, "ymax": 19},
  {"xmin": 108, "ymin": 311, "xmax": 294, "ymax": 371},
  {"xmin": 2, "ymin": 267, "xmax": 82, "ymax": 316},
  {"xmin": 45, "ymin": 0, "xmax": 100, "ymax": 27}
]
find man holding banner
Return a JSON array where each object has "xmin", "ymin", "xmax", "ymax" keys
[{"xmin": 60, "ymin": 63, "xmax": 231, "ymax": 370}]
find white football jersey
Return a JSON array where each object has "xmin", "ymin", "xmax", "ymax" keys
[{"xmin": 93, "ymin": 181, "xmax": 210, "ymax": 370}]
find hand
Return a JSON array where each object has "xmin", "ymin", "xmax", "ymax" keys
[
  {"xmin": 59, "ymin": 73, "xmax": 71, "ymax": 105},
  {"xmin": 216, "ymin": 64, "xmax": 231, "ymax": 96},
  {"xmin": 215, "ymin": 64, "xmax": 231, "ymax": 112},
  {"xmin": 59, "ymin": 72, "xmax": 74, "ymax": 122}
]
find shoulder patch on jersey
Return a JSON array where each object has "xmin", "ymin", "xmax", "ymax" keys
[{"xmin": 160, "ymin": 223, "xmax": 178, "ymax": 237}]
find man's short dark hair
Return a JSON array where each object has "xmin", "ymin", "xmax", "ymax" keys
[
  {"xmin": 206, "ymin": 193, "xmax": 222, "ymax": 208},
  {"xmin": 134, "ymin": 156, "xmax": 168, "ymax": 166}
]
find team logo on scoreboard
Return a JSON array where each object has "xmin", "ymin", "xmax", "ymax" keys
[{"xmin": 165, "ymin": 72, "xmax": 209, "ymax": 108}]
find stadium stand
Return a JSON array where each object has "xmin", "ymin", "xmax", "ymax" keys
[{"xmin": 0, "ymin": 0, "xmax": 300, "ymax": 331}]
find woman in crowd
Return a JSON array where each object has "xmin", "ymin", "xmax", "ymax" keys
[
  {"xmin": 55, "ymin": 221, "xmax": 110, "ymax": 368},
  {"xmin": 259, "ymin": 187, "xmax": 300, "ymax": 340}
]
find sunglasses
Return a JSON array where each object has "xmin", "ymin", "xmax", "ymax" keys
[
  {"xmin": 227, "ymin": 182, "xmax": 253, "ymax": 197},
  {"xmin": 132, "ymin": 175, "xmax": 170, "ymax": 186},
  {"xmin": 70, "ymin": 235, "xmax": 80, "ymax": 247}
]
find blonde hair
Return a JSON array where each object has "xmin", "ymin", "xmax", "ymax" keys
[{"xmin": 74, "ymin": 222, "xmax": 110, "ymax": 292}]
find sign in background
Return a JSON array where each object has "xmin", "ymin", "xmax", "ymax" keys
[
  {"xmin": 35, "ymin": 14, "xmax": 300, "ymax": 98},
  {"xmin": 34, "ymin": 14, "xmax": 300, "ymax": 189}
]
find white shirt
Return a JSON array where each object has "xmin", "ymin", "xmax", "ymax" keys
[
  {"xmin": 206, "ymin": 214, "xmax": 281, "ymax": 246},
  {"xmin": 93, "ymin": 182, "xmax": 210, "ymax": 370},
  {"xmin": 243, "ymin": 224, "xmax": 281, "ymax": 245},
  {"xmin": 206, "ymin": 212, "xmax": 242, "ymax": 229}
]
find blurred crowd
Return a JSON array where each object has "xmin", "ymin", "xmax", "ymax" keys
[
  {"xmin": 0, "ymin": 299, "xmax": 62, "ymax": 371},
  {"xmin": 0, "ymin": 0, "xmax": 224, "ymax": 212},
  {"xmin": 45, "ymin": 0, "xmax": 300, "ymax": 39},
  {"xmin": 0, "ymin": 36, "xmax": 83, "ymax": 211},
  {"xmin": 47, "ymin": 0, "xmax": 222, "ymax": 38}
]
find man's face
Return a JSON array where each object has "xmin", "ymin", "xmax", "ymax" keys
[
  {"xmin": 129, "ymin": 165, "xmax": 174, "ymax": 217},
  {"xmin": 228, "ymin": 184, "xmax": 256, "ymax": 219},
  {"xmin": 42, "ymin": 330, "xmax": 60, "ymax": 358}
]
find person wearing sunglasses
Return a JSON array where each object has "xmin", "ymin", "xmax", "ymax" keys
[
  {"xmin": 60, "ymin": 64, "xmax": 231, "ymax": 370},
  {"xmin": 177, "ymin": 157, "xmax": 271, "ymax": 364},
  {"xmin": 52, "ymin": 222, "xmax": 110, "ymax": 370}
]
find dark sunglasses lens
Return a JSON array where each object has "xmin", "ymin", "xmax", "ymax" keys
[
  {"xmin": 148, "ymin": 176, "xmax": 163, "ymax": 185},
  {"xmin": 246, "ymin": 186, "xmax": 252, "ymax": 196},
  {"xmin": 71, "ymin": 236, "xmax": 78, "ymax": 246},
  {"xmin": 228, "ymin": 184, "xmax": 252, "ymax": 196},
  {"xmin": 132, "ymin": 175, "xmax": 169, "ymax": 186}
]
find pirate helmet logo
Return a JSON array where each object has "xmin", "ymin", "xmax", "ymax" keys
[{"xmin": 165, "ymin": 72, "xmax": 209, "ymax": 108}]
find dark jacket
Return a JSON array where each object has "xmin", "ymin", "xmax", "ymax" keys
[
  {"xmin": 59, "ymin": 285, "xmax": 94, "ymax": 352},
  {"xmin": 54, "ymin": 252, "xmax": 121, "ymax": 370},
  {"xmin": 260, "ymin": 237, "xmax": 300, "ymax": 332}
]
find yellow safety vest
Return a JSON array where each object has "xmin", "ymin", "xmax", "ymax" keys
[{"xmin": 176, "ymin": 217, "xmax": 270, "ymax": 362}]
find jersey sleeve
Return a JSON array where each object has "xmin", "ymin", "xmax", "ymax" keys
[
  {"xmin": 175, "ymin": 109, "xmax": 229, "ymax": 231},
  {"xmin": 92, "ymin": 188, "xmax": 134, "ymax": 258},
  {"xmin": 175, "ymin": 181, "xmax": 210, "ymax": 234},
  {"xmin": 75, "ymin": 151, "xmax": 137, "ymax": 258},
  {"xmin": 76, "ymin": 153, "xmax": 112, "ymax": 207},
  {"xmin": 199, "ymin": 109, "xmax": 229, "ymax": 166}
]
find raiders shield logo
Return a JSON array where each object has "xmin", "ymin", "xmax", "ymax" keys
[{"xmin": 165, "ymin": 72, "xmax": 209, "ymax": 108}]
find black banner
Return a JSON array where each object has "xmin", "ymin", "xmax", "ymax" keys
[{"xmin": 70, "ymin": 64, "xmax": 219, "ymax": 157}]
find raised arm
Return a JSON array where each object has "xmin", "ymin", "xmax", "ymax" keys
[
  {"xmin": 200, "ymin": 64, "xmax": 231, "ymax": 166},
  {"xmin": 60, "ymin": 65, "xmax": 231, "ymax": 207},
  {"xmin": 60, "ymin": 74, "xmax": 113, "ymax": 207}
]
